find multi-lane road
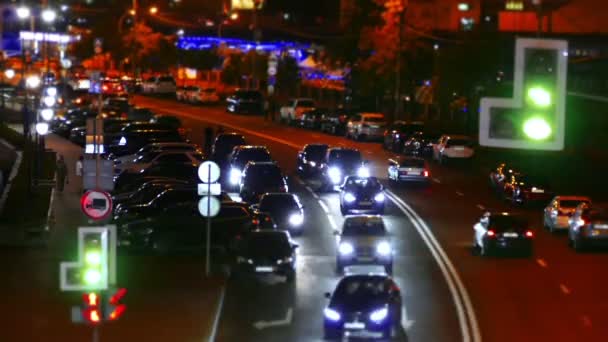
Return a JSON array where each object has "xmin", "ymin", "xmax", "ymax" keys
[{"xmin": 133, "ymin": 95, "xmax": 608, "ymax": 342}]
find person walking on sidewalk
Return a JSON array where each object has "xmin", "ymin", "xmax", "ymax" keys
[
  {"xmin": 75, "ymin": 155, "xmax": 84, "ymax": 193},
  {"xmin": 55, "ymin": 155, "xmax": 68, "ymax": 193}
]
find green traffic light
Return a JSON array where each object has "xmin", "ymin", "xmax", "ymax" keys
[
  {"xmin": 527, "ymin": 87, "xmax": 552, "ymax": 107},
  {"xmin": 84, "ymin": 269, "xmax": 102, "ymax": 285},
  {"xmin": 523, "ymin": 117, "xmax": 552, "ymax": 140},
  {"xmin": 85, "ymin": 250, "xmax": 101, "ymax": 266}
]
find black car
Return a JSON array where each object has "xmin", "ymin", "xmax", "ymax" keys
[
  {"xmin": 211, "ymin": 133, "xmax": 246, "ymax": 166},
  {"xmin": 239, "ymin": 162, "xmax": 287, "ymax": 203},
  {"xmin": 103, "ymin": 97, "xmax": 131, "ymax": 117},
  {"xmin": 502, "ymin": 172, "xmax": 553, "ymax": 206},
  {"xmin": 113, "ymin": 162, "xmax": 198, "ymax": 193},
  {"xmin": 226, "ymin": 146, "xmax": 272, "ymax": 188},
  {"xmin": 340, "ymin": 176, "xmax": 385, "ymax": 215},
  {"xmin": 52, "ymin": 108, "xmax": 96, "ymax": 137},
  {"xmin": 118, "ymin": 201, "xmax": 255, "ymax": 253},
  {"xmin": 254, "ymin": 193, "xmax": 304, "ymax": 234},
  {"xmin": 299, "ymin": 108, "xmax": 327, "ymax": 129},
  {"xmin": 473, "ymin": 212, "xmax": 534, "ymax": 256},
  {"xmin": 402, "ymin": 132, "xmax": 439, "ymax": 157},
  {"xmin": 320, "ymin": 109, "xmax": 355, "ymax": 135},
  {"xmin": 320, "ymin": 148, "xmax": 367, "ymax": 191},
  {"xmin": 109, "ymin": 129, "xmax": 184, "ymax": 158},
  {"xmin": 112, "ymin": 178, "xmax": 195, "ymax": 204},
  {"xmin": 113, "ymin": 187, "xmax": 199, "ymax": 223},
  {"xmin": 226, "ymin": 89, "xmax": 264, "ymax": 114},
  {"xmin": 488, "ymin": 162, "xmax": 518, "ymax": 193},
  {"xmin": 324, "ymin": 273, "xmax": 402, "ymax": 339},
  {"xmin": 296, "ymin": 143, "xmax": 329, "ymax": 178},
  {"xmin": 568, "ymin": 205, "xmax": 608, "ymax": 252},
  {"xmin": 383, "ymin": 121, "xmax": 424, "ymax": 152},
  {"xmin": 150, "ymin": 115, "xmax": 182, "ymax": 130},
  {"xmin": 127, "ymin": 107, "xmax": 155, "ymax": 121},
  {"xmin": 232, "ymin": 230, "xmax": 298, "ymax": 282}
]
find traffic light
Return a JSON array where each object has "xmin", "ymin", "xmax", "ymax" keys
[
  {"xmin": 82, "ymin": 292, "xmax": 102, "ymax": 325},
  {"xmin": 60, "ymin": 227, "xmax": 109, "ymax": 291},
  {"xmin": 479, "ymin": 38, "xmax": 568, "ymax": 150},
  {"xmin": 105, "ymin": 288, "xmax": 127, "ymax": 321}
]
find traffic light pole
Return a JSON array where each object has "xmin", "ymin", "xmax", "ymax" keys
[
  {"xmin": 92, "ymin": 325, "xmax": 99, "ymax": 342},
  {"xmin": 205, "ymin": 163, "xmax": 211, "ymax": 277}
]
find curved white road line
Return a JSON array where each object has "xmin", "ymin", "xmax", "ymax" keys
[
  {"xmin": 386, "ymin": 191, "xmax": 481, "ymax": 342},
  {"xmin": 141, "ymin": 99, "xmax": 482, "ymax": 342}
]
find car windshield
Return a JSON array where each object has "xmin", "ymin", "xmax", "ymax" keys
[
  {"xmin": 297, "ymin": 100, "xmax": 315, "ymax": 107},
  {"xmin": 345, "ymin": 177, "xmax": 380, "ymax": 188},
  {"xmin": 489, "ymin": 215, "xmax": 529, "ymax": 232},
  {"xmin": 242, "ymin": 233, "xmax": 291, "ymax": 256},
  {"xmin": 446, "ymin": 139, "xmax": 473, "ymax": 147},
  {"xmin": 399, "ymin": 159, "xmax": 425, "ymax": 168},
  {"xmin": 364, "ymin": 116, "xmax": 385, "ymax": 123},
  {"xmin": 245, "ymin": 166, "xmax": 282, "ymax": 184},
  {"xmin": 305, "ymin": 145, "xmax": 328, "ymax": 159},
  {"xmin": 259, "ymin": 195, "xmax": 299, "ymax": 212},
  {"xmin": 332, "ymin": 276, "xmax": 389, "ymax": 308},
  {"xmin": 235, "ymin": 150, "xmax": 271, "ymax": 165},
  {"xmin": 328, "ymin": 150, "xmax": 361, "ymax": 164},
  {"xmin": 342, "ymin": 219, "xmax": 385, "ymax": 236},
  {"xmin": 560, "ymin": 200, "xmax": 590, "ymax": 208}
]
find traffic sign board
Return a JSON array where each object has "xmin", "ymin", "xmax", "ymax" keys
[
  {"xmin": 268, "ymin": 66, "xmax": 277, "ymax": 76},
  {"xmin": 80, "ymin": 190, "xmax": 113, "ymax": 220},
  {"xmin": 198, "ymin": 183, "xmax": 222, "ymax": 196},
  {"xmin": 198, "ymin": 196, "xmax": 220, "ymax": 217},
  {"xmin": 198, "ymin": 161, "xmax": 220, "ymax": 184}
]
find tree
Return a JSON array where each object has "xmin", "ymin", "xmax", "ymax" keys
[
  {"xmin": 122, "ymin": 22, "xmax": 167, "ymax": 71},
  {"xmin": 276, "ymin": 55, "xmax": 300, "ymax": 95}
]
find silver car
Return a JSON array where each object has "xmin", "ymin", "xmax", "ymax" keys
[
  {"xmin": 568, "ymin": 203, "xmax": 608, "ymax": 252},
  {"xmin": 335, "ymin": 216, "xmax": 393, "ymax": 274},
  {"xmin": 387, "ymin": 156, "xmax": 430, "ymax": 184},
  {"xmin": 543, "ymin": 195, "xmax": 591, "ymax": 233}
]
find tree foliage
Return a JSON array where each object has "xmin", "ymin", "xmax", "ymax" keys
[{"xmin": 122, "ymin": 22, "xmax": 167, "ymax": 68}]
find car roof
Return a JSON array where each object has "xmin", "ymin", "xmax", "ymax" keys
[
  {"xmin": 555, "ymin": 195, "xmax": 591, "ymax": 202},
  {"xmin": 235, "ymin": 145, "xmax": 268, "ymax": 151}
]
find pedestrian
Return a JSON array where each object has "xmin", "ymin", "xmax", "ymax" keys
[
  {"xmin": 75, "ymin": 155, "xmax": 84, "ymax": 193},
  {"xmin": 55, "ymin": 155, "xmax": 68, "ymax": 193}
]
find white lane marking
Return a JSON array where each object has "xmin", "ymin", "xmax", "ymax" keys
[
  {"xmin": 208, "ymin": 285, "xmax": 226, "ymax": 342},
  {"xmin": 559, "ymin": 284, "xmax": 571, "ymax": 295},
  {"xmin": 432, "ymin": 177, "xmax": 441, "ymax": 184},
  {"xmin": 536, "ymin": 258, "xmax": 548, "ymax": 268},
  {"xmin": 144, "ymin": 100, "xmax": 479, "ymax": 341},
  {"xmin": 386, "ymin": 191, "xmax": 481, "ymax": 342},
  {"xmin": 253, "ymin": 307, "xmax": 293, "ymax": 330},
  {"xmin": 476, "ymin": 204, "xmax": 485, "ymax": 210},
  {"xmin": 327, "ymin": 215, "xmax": 339, "ymax": 231},
  {"xmin": 581, "ymin": 315, "xmax": 592, "ymax": 328},
  {"xmin": 456, "ymin": 191, "xmax": 464, "ymax": 197},
  {"xmin": 318, "ymin": 200, "xmax": 330, "ymax": 214},
  {"xmin": 402, "ymin": 303, "xmax": 415, "ymax": 330}
]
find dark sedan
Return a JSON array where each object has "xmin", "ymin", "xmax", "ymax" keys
[
  {"xmin": 473, "ymin": 212, "xmax": 534, "ymax": 256},
  {"xmin": 226, "ymin": 89, "xmax": 264, "ymax": 115},
  {"xmin": 254, "ymin": 193, "xmax": 305, "ymax": 234},
  {"xmin": 383, "ymin": 121, "xmax": 424, "ymax": 152},
  {"xmin": 211, "ymin": 133, "xmax": 246, "ymax": 167},
  {"xmin": 323, "ymin": 273, "xmax": 402, "ymax": 340},
  {"xmin": 232, "ymin": 230, "xmax": 298, "ymax": 282},
  {"xmin": 296, "ymin": 143, "xmax": 329, "ymax": 178},
  {"xmin": 113, "ymin": 162, "xmax": 198, "ymax": 193},
  {"xmin": 320, "ymin": 148, "xmax": 368, "ymax": 191},
  {"xmin": 299, "ymin": 108, "xmax": 327, "ymax": 129},
  {"xmin": 502, "ymin": 173, "xmax": 553, "ymax": 206},
  {"xmin": 402, "ymin": 132, "xmax": 439, "ymax": 157},
  {"xmin": 113, "ymin": 187, "xmax": 199, "ymax": 223},
  {"xmin": 340, "ymin": 176, "xmax": 385, "ymax": 215}
]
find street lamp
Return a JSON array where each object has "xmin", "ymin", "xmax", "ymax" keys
[
  {"xmin": 149, "ymin": 6, "xmax": 158, "ymax": 15},
  {"xmin": 26, "ymin": 75, "xmax": 41, "ymax": 89},
  {"xmin": 41, "ymin": 9, "xmax": 57, "ymax": 23},
  {"xmin": 16, "ymin": 6, "xmax": 31, "ymax": 20},
  {"xmin": 4, "ymin": 69, "xmax": 15, "ymax": 79}
]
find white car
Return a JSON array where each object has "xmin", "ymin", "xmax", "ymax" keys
[
  {"xmin": 116, "ymin": 150, "xmax": 203, "ymax": 174},
  {"xmin": 141, "ymin": 75, "xmax": 176, "ymax": 95},
  {"xmin": 279, "ymin": 98, "xmax": 316, "ymax": 124},
  {"xmin": 543, "ymin": 196, "xmax": 592, "ymax": 233},
  {"xmin": 432, "ymin": 135, "xmax": 475, "ymax": 163},
  {"xmin": 346, "ymin": 113, "xmax": 387, "ymax": 141},
  {"xmin": 189, "ymin": 87, "xmax": 220, "ymax": 104}
]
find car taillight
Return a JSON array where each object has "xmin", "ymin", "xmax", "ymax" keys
[
  {"xmin": 486, "ymin": 230, "xmax": 496, "ymax": 237},
  {"xmin": 423, "ymin": 170, "xmax": 429, "ymax": 177},
  {"xmin": 102, "ymin": 85, "xmax": 109, "ymax": 91},
  {"xmin": 525, "ymin": 230, "xmax": 534, "ymax": 238}
]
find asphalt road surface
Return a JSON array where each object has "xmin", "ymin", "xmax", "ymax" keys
[{"xmin": 134, "ymin": 95, "xmax": 608, "ymax": 342}]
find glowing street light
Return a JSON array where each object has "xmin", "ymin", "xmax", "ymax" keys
[
  {"xmin": 41, "ymin": 9, "xmax": 57, "ymax": 23},
  {"xmin": 149, "ymin": 6, "xmax": 158, "ymax": 15},
  {"xmin": 26, "ymin": 75, "xmax": 41, "ymax": 89},
  {"xmin": 16, "ymin": 6, "xmax": 31, "ymax": 20},
  {"xmin": 230, "ymin": 12, "xmax": 239, "ymax": 20},
  {"xmin": 177, "ymin": 29, "xmax": 185, "ymax": 36},
  {"xmin": 4, "ymin": 69, "xmax": 15, "ymax": 79},
  {"xmin": 40, "ymin": 108, "xmax": 54, "ymax": 121},
  {"xmin": 35, "ymin": 122, "xmax": 49, "ymax": 135}
]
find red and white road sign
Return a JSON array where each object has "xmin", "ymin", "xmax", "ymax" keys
[{"xmin": 80, "ymin": 190, "xmax": 113, "ymax": 220}]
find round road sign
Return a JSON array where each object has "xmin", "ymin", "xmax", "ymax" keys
[
  {"xmin": 267, "ymin": 66, "xmax": 277, "ymax": 76},
  {"xmin": 198, "ymin": 161, "xmax": 221, "ymax": 183},
  {"xmin": 80, "ymin": 190, "xmax": 113, "ymax": 220},
  {"xmin": 199, "ymin": 196, "xmax": 221, "ymax": 217}
]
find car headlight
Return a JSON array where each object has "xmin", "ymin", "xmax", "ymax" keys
[
  {"xmin": 338, "ymin": 242, "xmax": 354, "ymax": 255},
  {"xmin": 229, "ymin": 168, "xmax": 242, "ymax": 185},
  {"xmin": 237, "ymin": 256, "xmax": 253, "ymax": 264},
  {"xmin": 324, "ymin": 308, "xmax": 341, "ymax": 322},
  {"xmin": 119, "ymin": 137, "xmax": 127, "ymax": 146},
  {"xmin": 344, "ymin": 192, "xmax": 356, "ymax": 203},
  {"xmin": 276, "ymin": 257, "xmax": 294, "ymax": 265},
  {"xmin": 376, "ymin": 241, "xmax": 391, "ymax": 256},
  {"xmin": 357, "ymin": 166, "xmax": 370, "ymax": 178},
  {"xmin": 328, "ymin": 167, "xmax": 341, "ymax": 184},
  {"xmin": 289, "ymin": 213, "xmax": 304, "ymax": 226},
  {"xmin": 309, "ymin": 161, "xmax": 317, "ymax": 167},
  {"xmin": 374, "ymin": 192, "xmax": 385, "ymax": 202},
  {"xmin": 369, "ymin": 307, "xmax": 388, "ymax": 323}
]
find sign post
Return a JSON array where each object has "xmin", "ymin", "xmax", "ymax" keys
[{"xmin": 198, "ymin": 161, "xmax": 221, "ymax": 277}]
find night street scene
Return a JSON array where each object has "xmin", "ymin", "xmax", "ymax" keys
[{"xmin": 2, "ymin": 0, "xmax": 608, "ymax": 341}]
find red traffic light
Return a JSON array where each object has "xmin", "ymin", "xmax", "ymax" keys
[
  {"xmin": 109, "ymin": 288, "xmax": 127, "ymax": 305},
  {"xmin": 83, "ymin": 292, "xmax": 99, "ymax": 306},
  {"xmin": 106, "ymin": 288, "xmax": 127, "ymax": 321},
  {"xmin": 86, "ymin": 308, "xmax": 102, "ymax": 323}
]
